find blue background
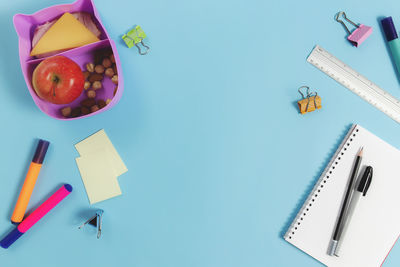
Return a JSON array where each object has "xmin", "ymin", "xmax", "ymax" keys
[{"xmin": 1, "ymin": 0, "xmax": 400, "ymax": 266}]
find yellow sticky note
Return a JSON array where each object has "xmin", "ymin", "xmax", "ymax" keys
[
  {"xmin": 75, "ymin": 129, "xmax": 128, "ymax": 176},
  {"xmin": 76, "ymin": 151, "xmax": 122, "ymax": 204},
  {"xmin": 30, "ymin": 12, "xmax": 100, "ymax": 56}
]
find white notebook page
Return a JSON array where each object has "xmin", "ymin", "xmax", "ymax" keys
[{"xmin": 285, "ymin": 125, "xmax": 400, "ymax": 267}]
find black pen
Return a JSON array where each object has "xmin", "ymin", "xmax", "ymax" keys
[
  {"xmin": 332, "ymin": 166, "xmax": 373, "ymax": 256},
  {"xmin": 328, "ymin": 147, "xmax": 363, "ymax": 256}
]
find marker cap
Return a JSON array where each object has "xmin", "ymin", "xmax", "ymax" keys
[
  {"xmin": 0, "ymin": 228, "xmax": 23, "ymax": 249},
  {"xmin": 381, "ymin": 17, "xmax": 399, "ymax": 42},
  {"xmin": 357, "ymin": 166, "xmax": 373, "ymax": 196},
  {"xmin": 32, "ymin": 139, "xmax": 50, "ymax": 164}
]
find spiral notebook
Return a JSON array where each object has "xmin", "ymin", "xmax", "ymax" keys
[{"xmin": 284, "ymin": 124, "xmax": 400, "ymax": 267}]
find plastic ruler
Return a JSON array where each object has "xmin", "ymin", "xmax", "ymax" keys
[{"xmin": 307, "ymin": 45, "xmax": 400, "ymax": 124}]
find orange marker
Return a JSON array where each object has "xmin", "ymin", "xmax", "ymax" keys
[{"xmin": 11, "ymin": 139, "xmax": 50, "ymax": 224}]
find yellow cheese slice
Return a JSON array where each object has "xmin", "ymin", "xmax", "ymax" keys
[{"xmin": 30, "ymin": 12, "xmax": 100, "ymax": 56}]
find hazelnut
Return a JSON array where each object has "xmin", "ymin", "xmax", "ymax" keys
[
  {"xmin": 95, "ymin": 65, "xmax": 104, "ymax": 74},
  {"xmin": 84, "ymin": 81, "xmax": 91, "ymax": 90},
  {"xmin": 106, "ymin": 99, "xmax": 112, "ymax": 105},
  {"xmin": 110, "ymin": 54, "xmax": 115, "ymax": 63},
  {"xmin": 111, "ymin": 75, "xmax": 118, "ymax": 84},
  {"xmin": 88, "ymin": 73, "xmax": 103, "ymax": 83},
  {"xmin": 83, "ymin": 71, "xmax": 90, "ymax": 80},
  {"xmin": 81, "ymin": 106, "xmax": 90, "ymax": 115},
  {"xmin": 112, "ymin": 64, "xmax": 117, "ymax": 74},
  {"xmin": 61, "ymin": 107, "xmax": 71, "ymax": 117},
  {"xmin": 98, "ymin": 99, "xmax": 106, "ymax": 109},
  {"xmin": 81, "ymin": 98, "xmax": 96, "ymax": 108},
  {"xmin": 86, "ymin": 63, "xmax": 95, "ymax": 73},
  {"xmin": 87, "ymin": 90, "xmax": 96, "ymax": 98},
  {"xmin": 71, "ymin": 107, "xmax": 81, "ymax": 118},
  {"xmin": 92, "ymin": 81, "xmax": 102, "ymax": 90},
  {"xmin": 102, "ymin": 57, "xmax": 112, "ymax": 68},
  {"xmin": 105, "ymin": 68, "xmax": 114, "ymax": 78},
  {"xmin": 91, "ymin": 105, "xmax": 100, "ymax": 113}
]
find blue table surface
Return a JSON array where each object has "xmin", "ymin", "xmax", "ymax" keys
[{"xmin": 1, "ymin": 0, "xmax": 400, "ymax": 266}]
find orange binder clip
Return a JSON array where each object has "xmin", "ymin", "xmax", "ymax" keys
[{"xmin": 297, "ymin": 86, "xmax": 321, "ymax": 114}]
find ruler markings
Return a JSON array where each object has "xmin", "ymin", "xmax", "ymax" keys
[
  {"xmin": 312, "ymin": 47, "xmax": 400, "ymax": 107},
  {"xmin": 315, "ymin": 55, "xmax": 396, "ymax": 111},
  {"xmin": 307, "ymin": 45, "xmax": 400, "ymax": 123}
]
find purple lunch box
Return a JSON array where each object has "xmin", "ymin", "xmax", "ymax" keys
[{"xmin": 13, "ymin": 0, "xmax": 123, "ymax": 120}]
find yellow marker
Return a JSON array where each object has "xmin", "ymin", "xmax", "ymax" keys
[
  {"xmin": 11, "ymin": 139, "xmax": 50, "ymax": 224},
  {"xmin": 30, "ymin": 12, "xmax": 99, "ymax": 56}
]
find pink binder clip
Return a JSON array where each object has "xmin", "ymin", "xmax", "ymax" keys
[{"xmin": 335, "ymin": 11, "xmax": 372, "ymax": 47}]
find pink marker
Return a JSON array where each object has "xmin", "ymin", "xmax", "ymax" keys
[{"xmin": 0, "ymin": 184, "xmax": 72, "ymax": 249}]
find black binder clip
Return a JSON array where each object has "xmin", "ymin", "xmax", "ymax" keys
[{"xmin": 78, "ymin": 209, "xmax": 104, "ymax": 239}]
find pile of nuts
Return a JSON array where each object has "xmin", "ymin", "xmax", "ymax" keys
[{"xmin": 60, "ymin": 48, "xmax": 119, "ymax": 118}]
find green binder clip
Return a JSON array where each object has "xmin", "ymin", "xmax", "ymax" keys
[{"xmin": 122, "ymin": 26, "xmax": 150, "ymax": 55}]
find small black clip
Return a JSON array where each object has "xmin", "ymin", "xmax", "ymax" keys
[{"xmin": 78, "ymin": 209, "xmax": 104, "ymax": 239}]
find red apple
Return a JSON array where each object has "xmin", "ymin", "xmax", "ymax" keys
[{"xmin": 32, "ymin": 56, "xmax": 84, "ymax": 104}]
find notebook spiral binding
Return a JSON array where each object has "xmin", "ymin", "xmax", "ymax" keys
[{"xmin": 284, "ymin": 124, "xmax": 360, "ymax": 240}]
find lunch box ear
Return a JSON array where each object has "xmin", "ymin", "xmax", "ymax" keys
[{"xmin": 13, "ymin": 14, "xmax": 32, "ymax": 38}]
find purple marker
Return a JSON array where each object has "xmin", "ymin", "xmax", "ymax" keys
[{"xmin": 381, "ymin": 17, "xmax": 400, "ymax": 78}]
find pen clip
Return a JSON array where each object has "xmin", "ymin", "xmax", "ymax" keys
[{"xmin": 356, "ymin": 166, "xmax": 373, "ymax": 196}]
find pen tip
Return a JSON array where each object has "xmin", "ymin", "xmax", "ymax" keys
[{"xmin": 358, "ymin": 147, "xmax": 363, "ymax": 157}]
